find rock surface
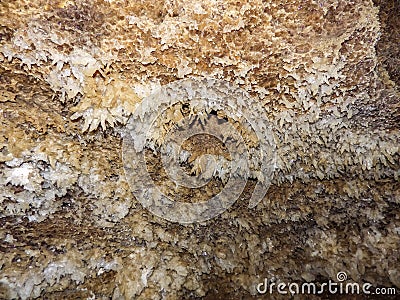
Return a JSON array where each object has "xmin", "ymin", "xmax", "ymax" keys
[{"xmin": 0, "ymin": 0, "xmax": 399, "ymax": 299}]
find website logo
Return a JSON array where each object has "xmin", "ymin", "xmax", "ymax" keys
[{"xmin": 122, "ymin": 77, "xmax": 276, "ymax": 223}]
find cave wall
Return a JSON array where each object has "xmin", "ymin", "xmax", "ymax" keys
[{"xmin": 0, "ymin": 0, "xmax": 399, "ymax": 299}]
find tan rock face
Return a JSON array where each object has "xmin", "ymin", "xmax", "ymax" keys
[{"xmin": 0, "ymin": 0, "xmax": 399, "ymax": 299}]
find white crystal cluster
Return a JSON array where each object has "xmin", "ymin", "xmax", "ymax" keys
[{"xmin": 0, "ymin": 143, "xmax": 132, "ymax": 224}]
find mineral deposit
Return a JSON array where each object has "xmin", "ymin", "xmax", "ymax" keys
[{"xmin": 0, "ymin": 0, "xmax": 399, "ymax": 299}]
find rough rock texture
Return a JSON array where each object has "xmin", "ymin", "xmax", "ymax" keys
[{"xmin": 0, "ymin": 0, "xmax": 399, "ymax": 299}]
